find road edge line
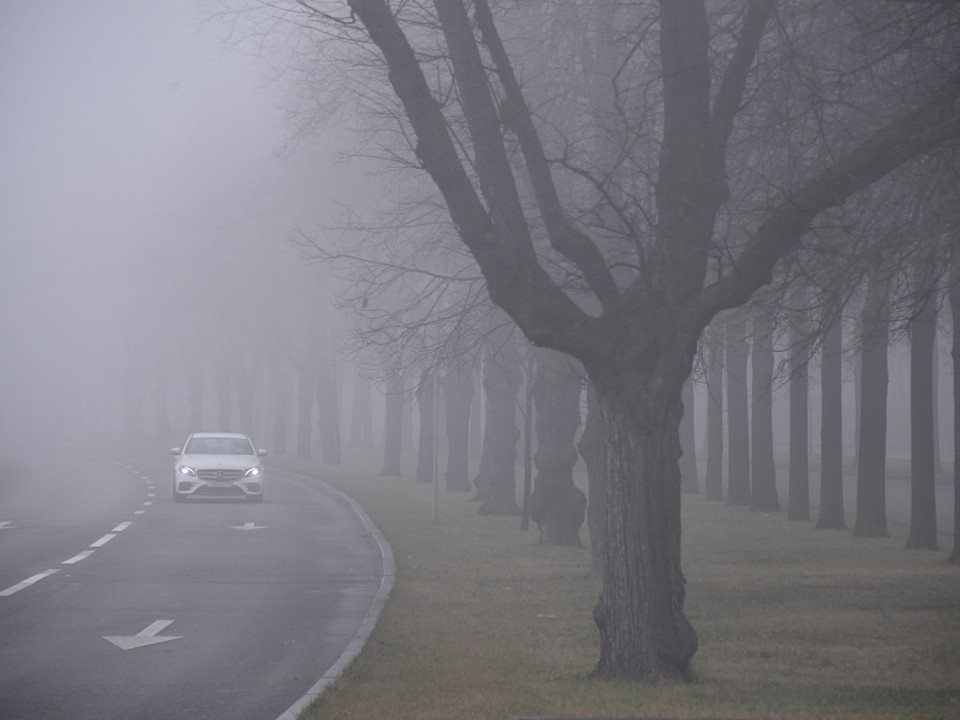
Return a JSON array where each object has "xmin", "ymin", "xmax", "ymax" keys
[{"xmin": 273, "ymin": 472, "xmax": 396, "ymax": 720}]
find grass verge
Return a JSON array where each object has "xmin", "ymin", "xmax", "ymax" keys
[{"xmin": 273, "ymin": 451, "xmax": 960, "ymax": 720}]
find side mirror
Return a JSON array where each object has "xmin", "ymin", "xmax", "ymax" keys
[
  {"xmin": 170, "ymin": 448, "xmax": 181, "ymax": 456},
  {"xmin": 257, "ymin": 449, "xmax": 268, "ymax": 457}
]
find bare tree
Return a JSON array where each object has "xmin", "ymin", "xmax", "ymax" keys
[{"xmin": 231, "ymin": 0, "xmax": 960, "ymax": 678}]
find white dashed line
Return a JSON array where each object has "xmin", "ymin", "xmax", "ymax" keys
[
  {"xmin": 63, "ymin": 551, "xmax": 95, "ymax": 565},
  {"xmin": 0, "ymin": 569, "xmax": 59, "ymax": 597},
  {"xmin": 143, "ymin": 502, "xmax": 153, "ymax": 506},
  {"xmin": 134, "ymin": 510, "xmax": 145, "ymax": 515},
  {"xmin": 112, "ymin": 522, "xmax": 133, "ymax": 532},
  {"xmin": 90, "ymin": 534, "xmax": 116, "ymax": 548}
]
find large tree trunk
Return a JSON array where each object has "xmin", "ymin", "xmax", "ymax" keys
[
  {"xmin": 679, "ymin": 378, "xmax": 699, "ymax": 494},
  {"xmin": 528, "ymin": 349, "xmax": 587, "ymax": 545},
  {"xmin": 817, "ymin": 315, "xmax": 845, "ymax": 529},
  {"xmin": 704, "ymin": 324, "xmax": 724, "ymax": 501},
  {"xmin": 381, "ymin": 368, "xmax": 404, "ymax": 477},
  {"xmin": 592, "ymin": 370, "xmax": 697, "ymax": 680},
  {"xmin": 854, "ymin": 274, "xmax": 890, "ymax": 537},
  {"xmin": 726, "ymin": 313, "xmax": 751, "ymax": 505},
  {"xmin": 788, "ymin": 288, "xmax": 811, "ymax": 521},
  {"xmin": 906, "ymin": 263, "xmax": 938, "ymax": 549},
  {"xmin": 442, "ymin": 360, "xmax": 473, "ymax": 491},
  {"xmin": 750, "ymin": 307, "xmax": 780, "ymax": 512},
  {"xmin": 579, "ymin": 381, "xmax": 607, "ymax": 571},
  {"xmin": 476, "ymin": 327, "xmax": 522, "ymax": 515}
]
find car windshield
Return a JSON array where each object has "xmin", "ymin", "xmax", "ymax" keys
[{"xmin": 185, "ymin": 437, "xmax": 254, "ymax": 455}]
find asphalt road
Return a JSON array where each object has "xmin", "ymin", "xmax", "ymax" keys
[{"xmin": 0, "ymin": 442, "xmax": 386, "ymax": 720}]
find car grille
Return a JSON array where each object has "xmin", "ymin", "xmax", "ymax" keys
[{"xmin": 197, "ymin": 468, "xmax": 244, "ymax": 481}]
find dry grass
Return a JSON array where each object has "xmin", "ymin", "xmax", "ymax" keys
[{"xmin": 274, "ymin": 451, "xmax": 960, "ymax": 720}]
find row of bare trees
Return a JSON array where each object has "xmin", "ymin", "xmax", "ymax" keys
[{"xmin": 209, "ymin": 0, "xmax": 960, "ymax": 679}]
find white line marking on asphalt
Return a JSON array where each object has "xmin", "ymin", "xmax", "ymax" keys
[
  {"xmin": 143, "ymin": 501, "xmax": 152, "ymax": 506},
  {"xmin": 103, "ymin": 619, "xmax": 183, "ymax": 650},
  {"xmin": 147, "ymin": 493, "xmax": 155, "ymax": 498},
  {"xmin": 112, "ymin": 522, "xmax": 132, "ymax": 532},
  {"xmin": 0, "ymin": 569, "xmax": 59, "ymax": 597},
  {"xmin": 63, "ymin": 551, "xmax": 94, "ymax": 565},
  {"xmin": 0, "ymin": 521, "xmax": 16, "ymax": 529},
  {"xmin": 90, "ymin": 534, "xmax": 116, "ymax": 548},
  {"xmin": 134, "ymin": 510, "xmax": 145, "ymax": 515},
  {"xmin": 230, "ymin": 522, "xmax": 268, "ymax": 530}
]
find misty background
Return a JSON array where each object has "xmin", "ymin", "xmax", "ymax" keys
[{"xmin": 0, "ymin": 0, "xmax": 383, "ymax": 447}]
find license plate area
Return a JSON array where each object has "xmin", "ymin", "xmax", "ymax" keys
[{"xmin": 206, "ymin": 481, "xmax": 232, "ymax": 488}]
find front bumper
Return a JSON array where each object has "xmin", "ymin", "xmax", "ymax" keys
[{"xmin": 175, "ymin": 477, "xmax": 263, "ymax": 498}]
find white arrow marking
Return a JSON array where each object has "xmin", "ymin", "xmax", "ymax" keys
[
  {"xmin": 0, "ymin": 521, "xmax": 16, "ymax": 529},
  {"xmin": 104, "ymin": 620, "xmax": 182, "ymax": 650},
  {"xmin": 230, "ymin": 522, "xmax": 268, "ymax": 530}
]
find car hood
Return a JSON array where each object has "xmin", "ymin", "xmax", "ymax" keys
[{"xmin": 179, "ymin": 454, "xmax": 260, "ymax": 470}]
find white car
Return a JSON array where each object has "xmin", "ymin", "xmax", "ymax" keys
[{"xmin": 171, "ymin": 432, "xmax": 266, "ymax": 503}]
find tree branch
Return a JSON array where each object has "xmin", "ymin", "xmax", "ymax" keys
[
  {"xmin": 473, "ymin": 0, "xmax": 622, "ymax": 314},
  {"xmin": 694, "ymin": 67, "xmax": 960, "ymax": 327}
]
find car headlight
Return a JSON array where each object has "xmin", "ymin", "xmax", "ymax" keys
[
  {"xmin": 244, "ymin": 466, "xmax": 262, "ymax": 477},
  {"xmin": 178, "ymin": 465, "xmax": 197, "ymax": 477}
]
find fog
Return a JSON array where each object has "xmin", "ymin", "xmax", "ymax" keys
[{"xmin": 0, "ymin": 1, "xmax": 378, "ymax": 443}]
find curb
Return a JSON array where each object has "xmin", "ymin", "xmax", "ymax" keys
[{"xmin": 274, "ymin": 472, "xmax": 396, "ymax": 720}]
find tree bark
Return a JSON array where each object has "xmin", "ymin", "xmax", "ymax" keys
[
  {"xmin": 726, "ymin": 313, "xmax": 751, "ymax": 505},
  {"xmin": 906, "ymin": 263, "xmax": 938, "ymax": 549},
  {"xmin": 705, "ymin": 323, "xmax": 725, "ymax": 501},
  {"xmin": 679, "ymin": 378, "xmax": 699, "ymax": 494},
  {"xmin": 751, "ymin": 307, "xmax": 780, "ymax": 512},
  {"xmin": 528, "ymin": 349, "xmax": 586, "ymax": 544},
  {"xmin": 442, "ymin": 360, "xmax": 473, "ymax": 491},
  {"xmin": 854, "ymin": 273, "xmax": 890, "ymax": 537},
  {"xmin": 950, "ymin": 249, "xmax": 960, "ymax": 564},
  {"xmin": 788, "ymin": 287, "xmax": 811, "ymax": 521},
  {"xmin": 476, "ymin": 325, "xmax": 522, "ymax": 515},
  {"xmin": 592, "ymin": 368, "xmax": 697, "ymax": 680},
  {"xmin": 579, "ymin": 380, "xmax": 607, "ymax": 571},
  {"xmin": 817, "ymin": 315, "xmax": 845, "ymax": 529}
]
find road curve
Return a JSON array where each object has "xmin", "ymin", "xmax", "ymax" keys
[{"xmin": 0, "ymin": 442, "xmax": 392, "ymax": 720}]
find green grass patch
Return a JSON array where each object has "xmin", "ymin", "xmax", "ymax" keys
[{"xmin": 274, "ymin": 451, "xmax": 960, "ymax": 720}]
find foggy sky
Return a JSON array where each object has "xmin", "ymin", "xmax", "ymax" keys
[{"xmin": 0, "ymin": 1, "xmax": 373, "ymax": 437}]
